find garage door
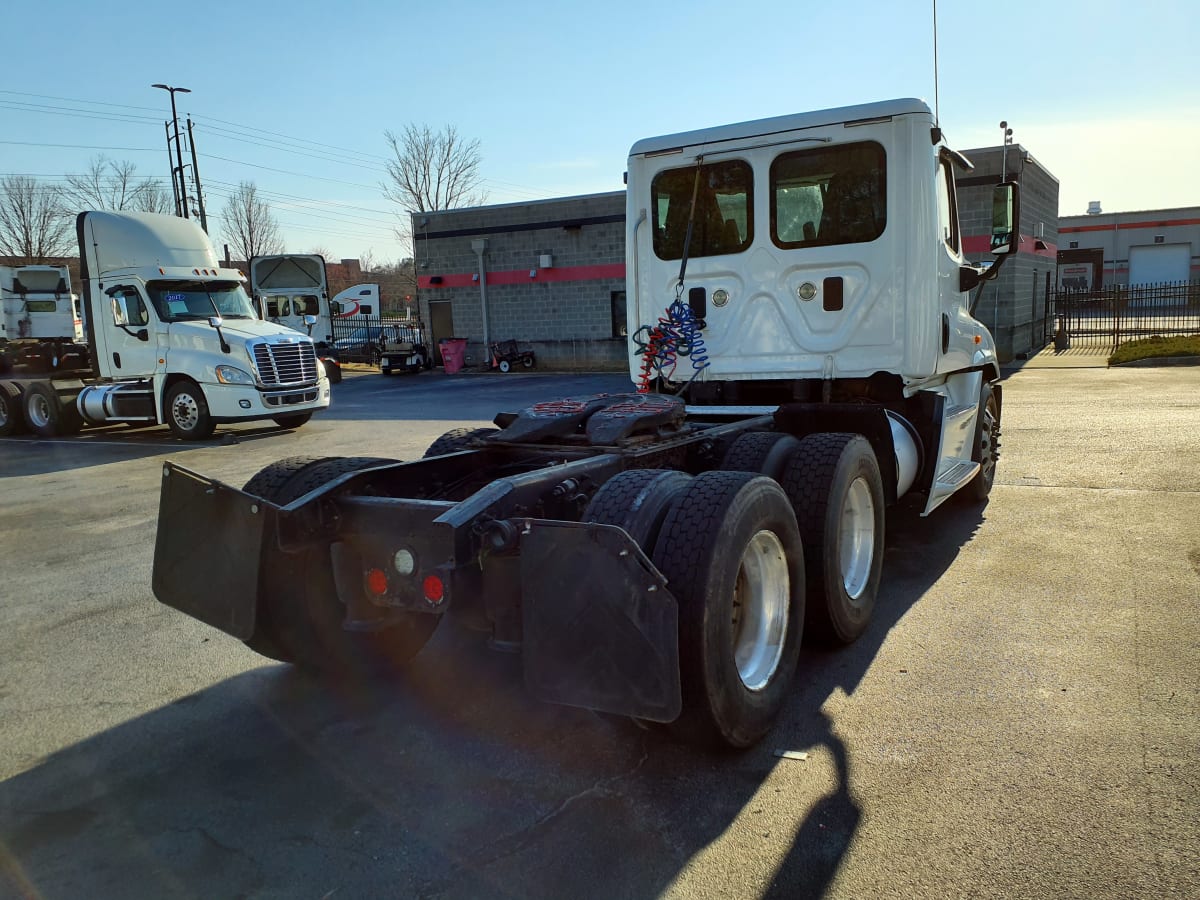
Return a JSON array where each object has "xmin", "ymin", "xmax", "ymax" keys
[{"xmin": 1128, "ymin": 243, "xmax": 1191, "ymax": 286}]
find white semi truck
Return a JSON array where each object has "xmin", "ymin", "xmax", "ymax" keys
[
  {"xmin": 0, "ymin": 211, "xmax": 331, "ymax": 439},
  {"xmin": 0, "ymin": 264, "xmax": 84, "ymax": 372},
  {"xmin": 153, "ymin": 99, "xmax": 1016, "ymax": 749},
  {"xmin": 249, "ymin": 253, "xmax": 343, "ymax": 382}
]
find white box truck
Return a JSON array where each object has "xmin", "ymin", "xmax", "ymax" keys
[
  {"xmin": 153, "ymin": 99, "xmax": 1017, "ymax": 749},
  {"xmin": 0, "ymin": 211, "xmax": 331, "ymax": 439},
  {"xmin": 249, "ymin": 253, "xmax": 343, "ymax": 382},
  {"xmin": 0, "ymin": 264, "xmax": 84, "ymax": 372}
]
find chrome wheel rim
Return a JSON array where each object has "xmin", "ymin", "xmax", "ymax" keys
[
  {"xmin": 731, "ymin": 529, "xmax": 790, "ymax": 691},
  {"xmin": 27, "ymin": 394, "xmax": 51, "ymax": 429},
  {"xmin": 172, "ymin": 393, "xmax": 199, "ymax": 432},
  {"xmin": 840, "ymin": 477, "xmax": 876, "ymax": 601}
]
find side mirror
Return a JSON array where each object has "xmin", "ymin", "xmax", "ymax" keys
[
  {"xmin": 990, "ymin": 182, "xmax": 1020, "ymax": 255},
  {"xmin": 136, "ymin": 328, "xmax": 149, "ymax": 342},
  {"xmin": 208, "ymin": 315, "xmax": 224, "ymax": 329},
  {"xmin": 303, "ymin": 314, "xmax": 318, "ymax": 327},
  {"xmin": 329, "ymin": 300, "xmax": 343, "ymax": 316}
]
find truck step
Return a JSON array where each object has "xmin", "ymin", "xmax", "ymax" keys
[
  {"xmin": 921, "ymin": 456, "xmax": 981, "ymax": 516},
  {"xmin": 935, "ymin": 457, "xmax": 980, "ymax": 490}
]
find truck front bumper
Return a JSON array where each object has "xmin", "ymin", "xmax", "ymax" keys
[{"xmin": 203, "ymin": 377, "xmax": 330, "ymax": 423}]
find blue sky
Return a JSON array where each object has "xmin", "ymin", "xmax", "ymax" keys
[{"xmin": 3, "ymin": 0, "xmax": 1197, "ymax": 262}]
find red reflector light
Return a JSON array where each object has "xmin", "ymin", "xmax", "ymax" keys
[
  {"xmin": 423, "ymin": 575, "xmax": 445, "ymax": 604},
  {"xmin": 366, "ymin": 568, "xmax": 388, "ymax": 595}
]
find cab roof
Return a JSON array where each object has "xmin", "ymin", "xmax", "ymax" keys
[{"xmin": 628, "ymin": 98, "xmax": 932, "ymax": 158}]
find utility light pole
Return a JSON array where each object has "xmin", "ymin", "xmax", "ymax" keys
[
  {"xmin": 152, "ymin": 83, "xmax": 191, "ymax": 219},
  {"xmin": 999, "ymin": 120, "xmax": 1014, "ymax": 181}
]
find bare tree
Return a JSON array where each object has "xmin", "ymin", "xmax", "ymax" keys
[
  {"xmin": 357, "ymin": 248, "xmax": 377, "ymax": 274},
  {"xmin": 0, "ymin": 175, "xmax": 73, "ymax": 263},
  {"xmin": 62, "ymin": 156, "xmax": 172, "ymax": 215},
  {"xmin": 221, "ymin": 182, "xmax": 283, "ymax": 262},
  {"xmin": 382, "ymin": 125, "xmax": 487, "ymax": 237},
  {"xmin": 308, "ymin": 245, "xmax": 334, "ymax": 262},
  {"xmin": 132, "ymin": 179, "xmax": 174, "ymax": 214}
]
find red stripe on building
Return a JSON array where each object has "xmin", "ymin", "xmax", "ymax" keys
[
  {"xmin": 419, "ymin": 263, "xmax": 625, "ymax": 290},
  {"xmin": 961, "ymin": 236, "xmax": 1057, "ymax": 259},
  {"xmin": 1060, "ymin": 217, "xmax": 1200, "ymax": 234}
]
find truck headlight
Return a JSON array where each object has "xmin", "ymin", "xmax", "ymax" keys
[{"xmin": 216, "ymin": 364, "xmax": 255, "ymax": 385}]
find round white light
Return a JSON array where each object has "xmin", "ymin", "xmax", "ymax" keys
[
  {"xmin": 393, "ymin": 548, "xmax": 416, "ymax": 575},
  {"xmin": 797, "ymin": 282, "xmax": 817, "ymax": 301},
  {"xmin": 712, "ymin": 289, "xmax": 729, "ymax": 307}
]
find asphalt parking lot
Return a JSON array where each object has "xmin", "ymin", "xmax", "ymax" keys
[{"xmin": 0, "ymin": 364, "xmax": 1196, "ymax": 899}]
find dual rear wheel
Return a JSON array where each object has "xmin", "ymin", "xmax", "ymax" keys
[{"xmin": 583, "ymin": 431, "xmax": 887, "ymax": 748}]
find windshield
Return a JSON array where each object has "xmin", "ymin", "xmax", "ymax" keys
[{"xmin": 146, "ymin": 280, "xmax": 257, "ymax": 322}]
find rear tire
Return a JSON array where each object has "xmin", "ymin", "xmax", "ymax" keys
[
  {"xmin": 720, "ymin": 431, "xmax": 802, "ymax": 481},
  {"xmin": 165, "ymin": 380, "xmax": 216, "ymax": 440},
  {"xmin": 23, "ymin": 382, "xmax": 82, "ymax": 437},
  {"xmin": 0, "ymin": 382, "xmax": 26, "ymax": 437},
  {"xmin": 780, "ymin": 433, "xmax": 884, "ymax": 646},
  {"xmin": 583, "ymin": 469, "xmax": 693, "ymax": 552},
  {"xmin": 652, "ymin": 471, "xmax": 804, "ymax": 749},
  {"xmin": 498, "ymin": 359, "xmax": 511, "ymax": 373},
  {"xmin": 423, "ymin": 426, "xmax": 500, "ymax": 457}
]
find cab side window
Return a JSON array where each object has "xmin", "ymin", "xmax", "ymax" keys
[
  {"xmin": 110, "ymin": 287, "xmax": 149, "ymax": 326},
  {"xmin": 936, "ymin": 157, "xmax": 961, "ymax": 254}
]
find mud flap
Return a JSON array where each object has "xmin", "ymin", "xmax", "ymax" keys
[
  {"xmin": 520, "ymin": 521, "xmax": 681, "ymax": 722},
  {"xmin": 151, "ymin": 462, "xmax": 267, "ymax": 640}
]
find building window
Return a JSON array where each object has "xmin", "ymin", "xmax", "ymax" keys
[
  {"xmin": 611, "ymin": 291, "xmax": 627, "ymax": 338},
  {"xmin": 1069, "ymin": 241, "xmax": 1079, "ymax": 249}
]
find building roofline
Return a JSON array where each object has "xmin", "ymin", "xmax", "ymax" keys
[{"xmin": 411, "ymin": 190, "xmax": 625, "ymax": 223}]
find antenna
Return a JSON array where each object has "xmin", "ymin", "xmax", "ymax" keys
[{"xmin": 932, "ymin": 0, "xmax": 940, "ymax": 128}]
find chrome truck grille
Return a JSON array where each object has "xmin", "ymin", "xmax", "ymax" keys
[{"xmin": 251, "ymin": 340, "xmax": 319, "ymax": 386}]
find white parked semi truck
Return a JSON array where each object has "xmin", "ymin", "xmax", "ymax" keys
[
  {"xmin": 0, "ymin": 264, "xmax": 84, "ymax": 372},
  {"xmin": 153, "ymin": 99, "xmax": 1016, "ymax": 748},
  {"xmin": 0, "ymin": 211, "xmax": 331, "ymax": 439},
  {"xmin": 249, "ymin": 253, "xmax": 343, "ymax": 382}
]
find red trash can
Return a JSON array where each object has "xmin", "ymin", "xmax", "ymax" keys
[{"xmin": 439, "ymin": 338, "xmax": 469, "ymax": 374}]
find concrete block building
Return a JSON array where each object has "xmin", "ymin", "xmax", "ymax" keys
[
  {"xmin": 414, "ymin": 144, "xmax": 1061, "ymax": 368},
  {"xmin": 955, "ymin": 144, "xmax": 1060, "ymax": 360},
  {"xmin": 414, "ymin": 192, "xmax": 627, "ymax": 370},
  {"xmin": 1058, "ymin": 205, "xmax": 1200, "ymax": 288}
]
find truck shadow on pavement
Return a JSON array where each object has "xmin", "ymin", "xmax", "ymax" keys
[
  {"xmin": 0, "ymin": 425, "xmax": 311, "ymax": 478},
  {"xmin": 0, "ymin": 499, "xmax": 985, "ymax": 899}
]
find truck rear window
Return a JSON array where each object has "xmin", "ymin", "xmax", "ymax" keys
[
  {"xmin": 771, "ymin": 141, "xmax": 886, "ymax": 249},
  {"xmin": 652, "ymin": 160, "xmax": 753, "ymax": 260}
]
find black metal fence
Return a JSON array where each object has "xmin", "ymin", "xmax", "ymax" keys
[
  {"xmin": 329, "ymin": 313, "xmax": 425, "ymax": 363},
  {"xmin": 1044, "ymin": 279, "xmax": 1200, "ymax": 349}
]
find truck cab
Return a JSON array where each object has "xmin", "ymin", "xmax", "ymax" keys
[
  {"xmin": 0, "ymin": 265, "xmax": 84, "ymax": 371},
  {"xmin": 625, "ymin": 98, "xmax": 1002, "ymax": 395},
  {"xmin": 77, "ymin": 211, "xmax": 331, "ymax": 438},
  {"xmin": 625, "ymin": 97, "xmax": 1016, "ymax": 513}
]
